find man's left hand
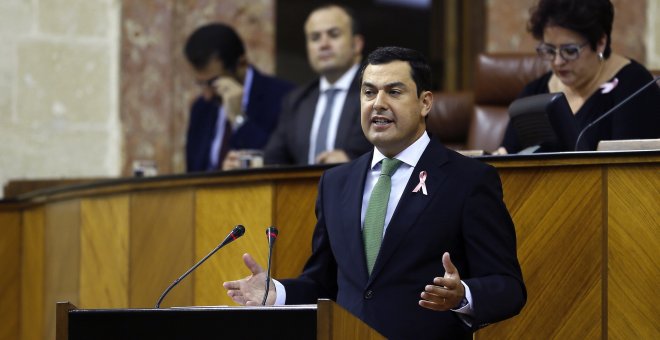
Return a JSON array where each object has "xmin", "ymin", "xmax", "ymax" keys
[
  {"xmin": 315, "ymin": 150, "xmax": 350, "ymax": 164},
  {"xmin": 419, "ymin": 252, "xmax": 465, "ymax": 311}
]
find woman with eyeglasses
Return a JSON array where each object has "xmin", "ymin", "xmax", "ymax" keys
[{"xmin": 499, "ymin": 0, "xmax": 660, "ymax": 153}]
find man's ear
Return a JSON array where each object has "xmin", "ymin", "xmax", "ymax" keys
[
  {"xmin": 420, "ymin": 91, "xmax": 433, "ymax": 118},
  {"xmin": 352, "ymin": 34, "xmax": 365, "ymax": 55}
]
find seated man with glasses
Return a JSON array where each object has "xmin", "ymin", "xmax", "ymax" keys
[
  {"xmin": 184, "ymin": 23, "xmax": 294, "ymax": 172},
  {"xmin": 498, "ymin": 0, "xmax": 660, "ymax": 153}
]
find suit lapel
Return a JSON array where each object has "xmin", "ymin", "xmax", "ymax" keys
[
  {"xmin": 368, "ymin": 138, "xmax": 450, "ymax": 281},
  {"xmin": 294, "ymin": 85, "xmax": 320, "ymax": 163},
  {"xmin": 245, "ymin": 68, "xmax": 264, "ymax": 114},
  {"xmin": 338, "ymin": 153, "xmax": 373, "ymax": 282},
  {"xmin": 334, "ymin": 75, "xmax": 361, "ymax": 149}
]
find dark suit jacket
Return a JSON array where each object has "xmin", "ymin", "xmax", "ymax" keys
[
  {"xmin": 263, "ymin": 72, "xmax": 372, "ymax": 165},
  {"xmin": 186, "ymin": 68, "xmax": 294, "ymax": 172},
  {"xmin": 281, "ymin": 137, "xmax": 526, "ymax": 340}
]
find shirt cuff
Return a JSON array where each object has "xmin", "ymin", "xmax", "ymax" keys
[
  {"xmin": 451, "ymin": 281, "xmax": 474, "ymax": 319},
  {"xmin": 273, "ymin": 279, "xmax": 286, "ymax": 305}
]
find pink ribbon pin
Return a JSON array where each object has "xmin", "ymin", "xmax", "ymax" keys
[
  {"xmin": 600, "ymin": 77, "xmax": 618, "ymax": 94},
  {"xmin": 412, "ymin": 171, "xmax": 428, "ymax": 195}
]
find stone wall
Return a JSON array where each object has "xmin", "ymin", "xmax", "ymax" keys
[
  {"xmin": 486, "ymin": 0, "xmax": 657, "ymax": 68},
  {"xmin": 0, "ymin": 0, "xmax": 655, "ymax": 197},
  {"xmin": 120, "ymin": 0, "xmax": 275, "ymax": 176},
  {"xmin": 0, "ymin": 0, "xmax": 121, "ymax": 197},
  {"xmin": 647, "ymin": 0, "xmax": 660, "ymax": 68},
  {"xmin": 0, "ymin": 0, "xmax": 275, "ymax": 197}
]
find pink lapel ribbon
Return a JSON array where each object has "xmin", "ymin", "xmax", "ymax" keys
[
  {"xmin": 600, "ymin": 77, "xmax": 618, "ymax": 94},
  {"xmin": 412, "ymin": 171, "xmax": 428, "ymax": 195}
]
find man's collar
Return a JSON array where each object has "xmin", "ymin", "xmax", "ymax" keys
[
  {"xmin": 370, "ymin": 132, "xmax": 431, "ymax": 169},
  {"xmin": 240, "ymin": 66, "xmax": 255, "ymax": 110},
  {"xmin": 319, "ymin": 64, "xmax": 360, "ymax": 92}
]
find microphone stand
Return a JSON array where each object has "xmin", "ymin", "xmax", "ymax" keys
[
  {"xmin": 155, "ymin": 225, "xmax": 245, "ymax": 308},
  {"xmin": 262, "ymin": 227, "xmax": 278, "ymax": 305},
  {"xmin": 574, "ymin": 76, "xmax": 660, "ymax": 151}
]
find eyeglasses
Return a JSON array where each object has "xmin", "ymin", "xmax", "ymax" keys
[{"xmin": 536, "ymin": 42, "xmax": 589, "ymax": 61}]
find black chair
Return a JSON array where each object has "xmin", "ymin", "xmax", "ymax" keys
[{"xmin": 508, "ymin": 92, "xmax": 578, "ymax": 153}]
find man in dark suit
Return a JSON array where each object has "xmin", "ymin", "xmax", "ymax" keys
[
  {"xmin": 263, "ymin": 4, "xmax": 371, "ymax": 166},
  {"xmin": 224, "ymin": 47, "xmax": 526, "ymax": 339},
  {"xmin": 184, "ymin": 23, "xmax": 294, "ymax": 172}
]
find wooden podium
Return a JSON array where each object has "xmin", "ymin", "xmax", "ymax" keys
[{"xmin": 56, "ymin": 299, "xmax": 384, "ymax": 340}]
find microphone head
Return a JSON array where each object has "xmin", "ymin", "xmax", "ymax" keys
[
  {"xmin": 219, "ymin": 225, "xmax": 245, "ymax": 247},
  {"xmin": 233, "ymin": 225, "xmax": 246, "ymax": 237},
  {"xmin": 266, "ymin": 226, "xmax": 278, "ymax": 245}
]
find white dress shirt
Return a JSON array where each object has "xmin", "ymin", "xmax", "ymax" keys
[
  {"xmin": 208, "ymin": 67, "xmax": 254, "ymax": 169},
  {"xmin": 307, "ymin": 64, "xmax": 360, "ymax": 164}
]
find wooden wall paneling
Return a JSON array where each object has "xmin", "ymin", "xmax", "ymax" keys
[
  {"xmin": 0, "ymin": 211, "xmax": 21, "ymax": 340},
  {"xmin": 195, "ymin": 184, "xmax": 273, "ymax": 306},
  {"xmin": 272, "ymin": 179, "xmax": 319, "ymax": 278},
  {"xmin": 80, "ymin": 195, "xmax": 130, "ymax": 308},
  {"xmin": 607, "ymin": 164, "xmax": 660, "ymax": 338},
  {"xmin": 477, "ymin": 166, "xmax": 603, "ymax": 339},
  {"xmin": 43, "ymin": 200, "xmax": 81, "ymax": 340},
  {"xmin": 129, "ymin": 189, "xmax": 194, "ymax": 308},
  {"xmin": 20, "ymin": 206, "xmax": 46, "ymax": 340},
  {"xmin": 21, "ymin": 207, "xmax": 45, "ymax": 340}
]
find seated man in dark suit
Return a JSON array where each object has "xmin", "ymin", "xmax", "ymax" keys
[
  {"xmin": 263, "ymin": 4, "xmax": 372, "ymax": 166},
  {"xmin": 184, "ymin": 23, "xmax": 294, "ymax": 172},
  {"xmin": 224, "ymin": 47, "xmax": 526, "ymax": 339}
]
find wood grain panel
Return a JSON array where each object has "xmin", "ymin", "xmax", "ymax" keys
[
  {"xmin": 195, "ymin": 184, "xmax": 273, "ymax": 306},
  {"xmin": 80, "ymin": 195, "xmax": 129, "ymax": 308},
  {"xmin": 129, "ymin": 189, "xmax": 194, "ymax": 308},
  {"xmin": 317, "ymin": 299, "xmax": 386, "ymax": 339},
  {"xmin": 608, "ymin": 165, "xmax": 660, "ymax": 338},
  {"xmin": 477, "ymin": 167, "xmax": 603, "ymax": 339},
  {"xmin": 273, "ymin": 179, "xmax": 319, "ymax": 278},
  {"xmin": 44, "ymin": 200, "xmax": 81, "ymax": 340},
  {"xmin": 0, "ymin": 212, "xmax": 20, "ymax": 340},
  {"xmin": 21, "ymin": 207, "xmax": 45, "ymax": 340}
]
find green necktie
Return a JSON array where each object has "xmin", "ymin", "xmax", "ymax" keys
[{"xmin": 363, "ymin": 158, "xmax": 402, "ymax": 275}]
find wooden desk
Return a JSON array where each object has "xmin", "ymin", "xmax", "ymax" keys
[{"xmin": 1, "ymin": 152, "xmax": 658, "ymax": 339}]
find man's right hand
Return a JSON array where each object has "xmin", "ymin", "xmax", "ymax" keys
[{"xmin": 223, "ymin": 253, "xmax": 276, "ymax": 306}]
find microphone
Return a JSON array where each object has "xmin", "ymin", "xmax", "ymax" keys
[
  {"xmin": 574, "ymin": 75, "xmax": 660, "ymax": 151},
  {"xmin": 155, "ymin": 225, "xmax": 246, "ymax": 308},
  {"xmin": 261, "ymin": 226, "xmax": 279, "ymax": 305}
]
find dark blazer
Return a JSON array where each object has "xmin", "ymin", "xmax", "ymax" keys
[
  {"xmin": 186, "ymin": 68, "xmax": 294, "ymax": 172},
  {"xmin": 281, "ymin": 137, "xmax": 526, "ymax": 340},
  {"xmin": 263, "ymin": 72, "xmax": 372, "ymax": 165}
]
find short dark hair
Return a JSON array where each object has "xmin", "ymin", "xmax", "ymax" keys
[
  {"xmin": 360, "ymin": 46, "xmax": 432, "ymax": 97},
  {"xmin": 309, "ymin": 3, "xmax": 362, "ymax": 36},
  {"xmin": 184, "ymin": 23, "xmax": 245, "ymax": 71},
  {"xmin": 529, "ymin": 0, "xmax": 614, "ymax": 58}
]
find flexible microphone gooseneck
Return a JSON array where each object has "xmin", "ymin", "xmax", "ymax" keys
[
  {"xmin": 155, "ymin": 225, "xmax": 246, "ymax": 308},
  {"xmin": 262, "ymin": 226, "xmax": 279, "ymax": 306},
  {"xmin": 574, "ymin": 76, "xmax": 660, "ymax": 151}
]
